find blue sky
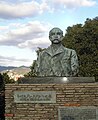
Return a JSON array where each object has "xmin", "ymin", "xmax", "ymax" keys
[{"xmin": 0, "ymin": 0, "xmax": 98, "ymax": 67}]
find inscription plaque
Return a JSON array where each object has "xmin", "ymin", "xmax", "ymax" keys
[
  {"xmin": 14, "ymin": 91, "xmax": 56, "ymax": 103},
  {"xmin": 58, "ymin": 106, "xmax": 98, "ymax": 120}
]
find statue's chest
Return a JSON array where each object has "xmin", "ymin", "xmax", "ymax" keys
[{"xmin": 43, "ymin": 52, "xmax": 70, "ymax": 64}]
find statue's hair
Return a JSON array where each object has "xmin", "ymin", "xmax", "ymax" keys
[{"xmin": 49, "ymin": 27, "xmax": 63, "ymax": 36}]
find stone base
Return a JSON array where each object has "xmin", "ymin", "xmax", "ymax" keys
[
  {"xmin": 5, "ymin": 82, "xmax": 98, "ymax": 120},
  {"xmin": 18, "ymin": 77, "xmax": 95, "ymax": 84},
  {"xmin": 58, "ymin": 106, "xmax": 98, "ymax": 120}
]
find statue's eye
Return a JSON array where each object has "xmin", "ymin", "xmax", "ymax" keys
[
  {"xmin": 57, "ymin": 32, "xmax": 61, "ymax": 35},
  {"xmin": 51, "ymin": 33, "xmax": 55, "ymax": 36}
]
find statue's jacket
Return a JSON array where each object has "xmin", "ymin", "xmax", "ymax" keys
[{"xmin": 36, "ymin": 45, "xmax": 79, "ymax": 76}]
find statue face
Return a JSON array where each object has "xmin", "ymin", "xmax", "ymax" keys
[{"xmin": 49, "ymin": 28, "xmax": 63, "ymax": 44}]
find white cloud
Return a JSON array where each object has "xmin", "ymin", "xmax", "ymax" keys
[
  {"xmin": 0, "ymin": 0, "xmax": 96, "ymax": 19},
  {"xmin": 39, "ymin": 0, "xmax": 51, "ymax": 13},
  {"xmin": 0, "ymin": 1, "xmax": 49, "ymax": 19},
  {"xmin": 0, "ymin": 55, "xmax": 31, "ymax": 66},
  {"xmin": 0, "ymin": 26, "xmax": 9, "ymax": 31},
  {"xmin": 46, "ymin": 0, "xmax": 96, "ymax": 10},
  {"xmin": 81, "ymin": 0, "xmax": 96, "ymax": 6},
  {"xmin": 18, "ymin": 37, "xmax": 51, "ymax": 49},
  {"xmin": 1, "ymin": 0, "xmax": 30, "ymax": 3},
  {"xmin": 0, "ymin": 21, "xmax": 52, "ymax": 49}
]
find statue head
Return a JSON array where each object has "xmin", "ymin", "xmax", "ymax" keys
[{"xmin": 49, "ymin": 27, "xmax": 63, "ymax": 44}]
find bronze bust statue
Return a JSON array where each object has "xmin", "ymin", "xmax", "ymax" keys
[{"xmin": 35, "ymin": 27, "xmax": 79, "ymax": 76}]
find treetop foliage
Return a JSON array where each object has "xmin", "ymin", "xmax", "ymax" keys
[{"xmin": 62, "ymin": 17, "xmax": 98, "ymax": 81}]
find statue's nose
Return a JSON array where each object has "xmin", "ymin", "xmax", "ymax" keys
[{"xmin": 54, "ymin": 34, "xmax": 58, "ymax": 37}]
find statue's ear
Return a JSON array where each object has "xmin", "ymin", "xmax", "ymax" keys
[{"xmin": 49, "ymin": 35, "xmax": 51, "ymax": 40}]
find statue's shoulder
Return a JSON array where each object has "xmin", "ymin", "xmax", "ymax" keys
[
  {"xmin": 63, "ymin": 47, "xmax": 77, "ymax": 57},
  {"xmin": 63, "ymin": 46, "xmax": 75, "ymax": 52},
  {"xmin": 38, "ymin": 48, "xmax": 47, "ymax": 56}
]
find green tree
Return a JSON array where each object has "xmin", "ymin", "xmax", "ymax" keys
[
  {"xmin": 24, "ymin": 60, "xmax": 37, "ymax": 77},
  {"xmin": 0, "ymin": 73, "xmax": 4, "ymax": 91},
  {"xmin": 24, "ymin": 47, "xmax": 46, "ymax": 77},
  {"xmin": 62, "ymin": 17, "xmax": 98, "ymax": 81},
  {"xmin": 2, "ymin": 72, "xmax": 15, "ymax": 84}
]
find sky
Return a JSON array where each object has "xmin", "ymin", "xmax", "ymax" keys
[{"xmin": 0, "ymin": 0, "xmax": 98, "ymax": 67}]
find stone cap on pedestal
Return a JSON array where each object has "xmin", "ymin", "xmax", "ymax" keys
[{"xmin": 18, "ymin": 77, "xmax": 95, "ymax": 84}]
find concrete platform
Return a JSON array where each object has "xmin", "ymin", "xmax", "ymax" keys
[{"xmin": 18, "ymin": 77, "xmax": 95, "ymax": 84}]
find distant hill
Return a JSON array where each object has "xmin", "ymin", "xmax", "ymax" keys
[
  {"xmin": 0, "ymin": 66, "xmax": 17, "ymax": 72},
  {"xmin": 0, "ymin": 66, "xmax": 30, "ymax": 75},
  {"xmin": 8, "ymin": 66, "xmax": 30, "ymax": 75},
  {"xmin": 1, "ymin": 66, "xmax": 31, "ymax": 81}
]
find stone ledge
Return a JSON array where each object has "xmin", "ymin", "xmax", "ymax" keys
[{"xmin": 18, "ymin": 77, "xmax": 95, "ymax": 84}]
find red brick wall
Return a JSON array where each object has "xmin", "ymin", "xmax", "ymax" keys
[{"xmin": 5, "ymin": 83, "xmax": 98, "ymax": 120}]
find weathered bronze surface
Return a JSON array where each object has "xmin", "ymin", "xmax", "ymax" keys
[{"xmin": 35, "ymin": 27, "xmax": 79, "ymax": 77}]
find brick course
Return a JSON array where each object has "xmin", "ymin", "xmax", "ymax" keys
[{"xmin": 5, "ymin": 83, "xmax": 98, "ymax": 120}]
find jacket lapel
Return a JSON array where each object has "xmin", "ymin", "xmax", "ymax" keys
[{"xmin": 45, "ymin": 44, "xmax": 65, "ymax": 56}]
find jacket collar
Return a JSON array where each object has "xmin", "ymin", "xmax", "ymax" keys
[{"xmin": 45, "ymin": 44, "xmax": 65, "ymax": 56}]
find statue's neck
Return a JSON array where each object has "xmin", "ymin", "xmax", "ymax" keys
[{"xmin": 51, "ymin": 43, "xmax": 62, "ymax": 53}]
